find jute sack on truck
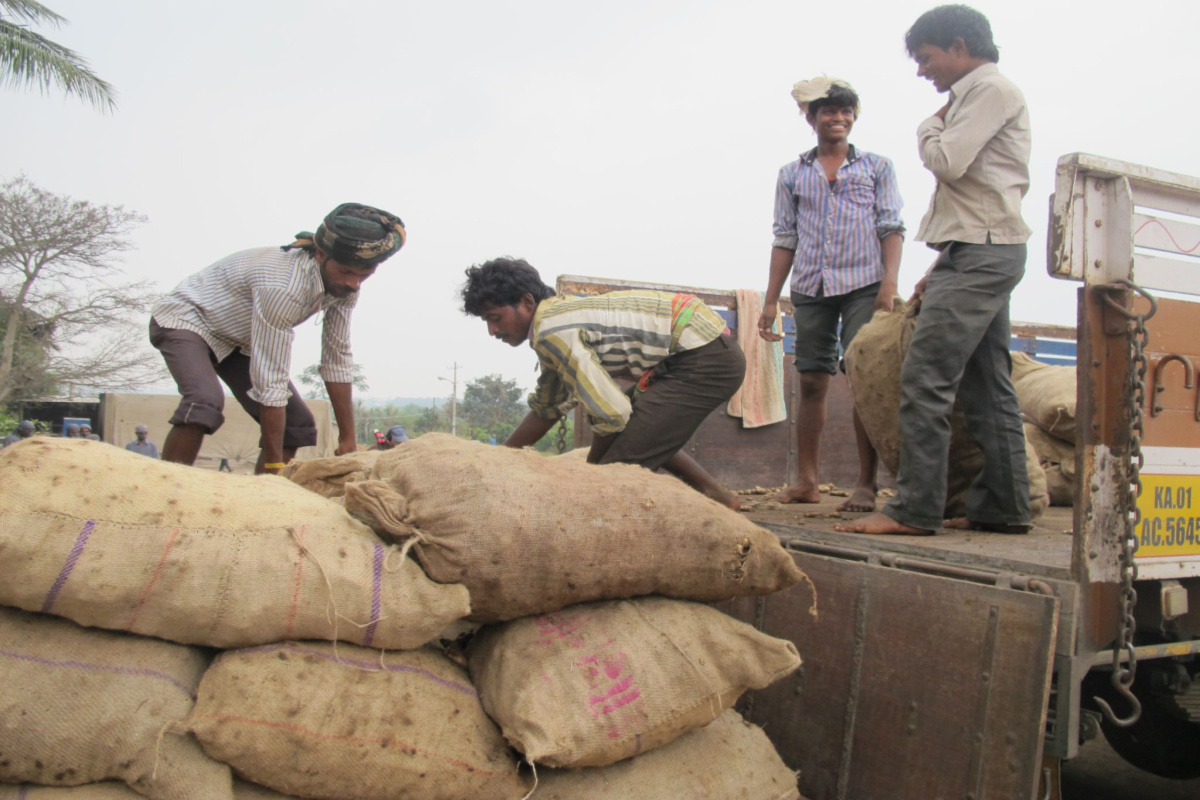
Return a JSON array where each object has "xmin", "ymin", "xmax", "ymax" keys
[
  {"xmin": 845, "ymin": 301, "xmax": 1049, "ymax": 521},
  {"xmin": 0, "ymin": 438, "xmax": 469, "ymax": 650},
  {"xmin": 280, "ymin": 450, "xmax": 381, "ymax": 499},
  {"xmin": 0, "ymin": 606, "xmax": 232, "ymax": 800},
  {"xmin": 343, "ymin": 433, "xmax": 806, "ymax": 622},
  {"xmin": 234, "ymin": 781, "xmax": 304, "ymax": 799},
  {"xmin": 0, "ymin": 786, "xmax": 145, "ymax": 799},
  {"xmin": 467, "ymin": 597, "xmax": 801, "ymax": 768},
  {"xmin": 1011, "ymin": 352, "xmax": 1077, "ymax": 443},
  {"xmin": 189, "ymin": 641, "xmax": 530, "ymax": 800},
  {"xmin": 535, "ymin": 709, "xmax": 801, "ymax": 800},
  {"xmin": 1025, "ymin": 422, "xmax": 1076, "ymax": 506}
]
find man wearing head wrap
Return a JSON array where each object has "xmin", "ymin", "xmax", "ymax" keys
[
  {"xmin": 63, "ymin": 423, "xmax": 81, "ymax": 438},
  {"xmin": 758, "ymin": 76, "xmax": 905, "ymax": 513},
  {"xmin": 150, "ymin": 203, "xmax": 405, "ymax": 473},
  {"xmin": 125, "ymin": 423, "xmax": 160, "ymax": 458},
  {"xmin": 1, "ymin": 419, "xmax": 35, "ymax": 448},
  {"xmin": 376, "ymin": 424, "xmax": 409, "ymax": 450},
  {"xmin": 79, "ymin": 422, "xmax": 100, "ymax": 441}
]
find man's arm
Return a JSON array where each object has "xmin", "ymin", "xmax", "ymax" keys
[
  {"xmin": 505, "ymin": 411, "xmax": 559, "ymax": 449},
  {"xmin": 873, "ymin": 156, "xmax": 906, "ymax": 312},
  {"xmin": 917, "ymin": 82, "xmax": 1009, "ymax": 181},
  {"xmin": 325, "ymin": 381, "xmax": 358, "ymax": 455},
  {"xmin": 759, "ymin": 246, "xmax": 795, "ymax": 342},
  {"xmin": 876, "ymin": 233, "xmax": 903, "ymax": 312},
  {"xmin": 258, "ymin": 405, "xmax": 287, "ymax": 473}
]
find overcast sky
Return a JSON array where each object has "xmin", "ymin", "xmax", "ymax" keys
[{"xmin": 4, "ymin": 0, "xmax": 1198, "ymax": 402}]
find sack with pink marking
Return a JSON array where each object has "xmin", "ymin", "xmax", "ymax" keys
[
  {"xmin": 0, "ymin": 605, "xmax": 231, "ymax": 800},
  {"xmin": 536, "ymin": 709, "xmax": 801, "ymax": 799},
  {"xmin": 0, "ymin": 438, "xmax": 469, "ymax": 650},
  {"xmin": 189, "ymin": 641, "xmax": 530, "ymax": 800},
  {"xmin": 467, "ymin": 597, "xmax": 801, "ymax": 768}
]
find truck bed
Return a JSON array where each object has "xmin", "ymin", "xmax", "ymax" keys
[{"xmin": 741, "ymin": 494, "xmax": 1075, "ymax": 581}]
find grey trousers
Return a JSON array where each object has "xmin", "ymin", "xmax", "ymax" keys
[{"xmin": 883, "ymin": 242, "xmax": 1031, "ymax": 531}]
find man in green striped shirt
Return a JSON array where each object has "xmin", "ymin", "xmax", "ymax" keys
[{"xmin": 461, "ymin": 258, "xmax": 745, "ymax": 509}]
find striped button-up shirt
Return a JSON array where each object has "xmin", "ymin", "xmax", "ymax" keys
[
  {"xmin": 152, "ymin": 247, "xmax": 357, "ymax": 407},
  {"xmin": 773, "ymin": 145, "xmax": 905, "ymax": 297},
  {"xmin": 528, "ymin": 291, "xmax": 728, "ymax": 434}
]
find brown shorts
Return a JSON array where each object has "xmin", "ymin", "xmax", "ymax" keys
[
  {"xmin": 598, "ymin": 334, "xmax": 745, "ymax": 471},
  {"xmin": 149, "ymin": 319, "xmax": 317, "ymax": 449}
]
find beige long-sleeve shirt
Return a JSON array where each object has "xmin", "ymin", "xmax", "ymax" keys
[{"xmin": 915, "ymin": 63, "xmax": 1031, "ymax": 247}]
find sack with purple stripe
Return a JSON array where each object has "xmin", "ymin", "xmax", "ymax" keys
[
  {"xmin": 189, "ymin": 641, "xmax": 531, "ymax": 800},
  {"xmin": 0, "ymin": 606, "xmax": 232, "ymax": 800},
  {"xmin": 0, "ymin": 438, "xmax": 470, "ymax": 649}
]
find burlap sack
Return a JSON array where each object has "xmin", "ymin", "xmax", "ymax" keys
[
  {"xmin": 234, "ymin": 781, "xmax": 303, "ymax": 799},
  {"xmin": 343, "ymin": 434, "xmax": 805, "ymax": 622},
  {"xmin": 0, "ymin": 606, "xmax": 231, "ymax": 800},
  {"xmin": 845, "ymin": 302, "xmax": 1047, "ymax": 521},
  {"xmin": 1011, "ymin": 352, "xmax": 1077, "ymax": 443},
  {"xmin": 535, "ymin": 709, "xmax": 800, "ymax": 799},
  {"xmin": 0, "ymin": 438, "xmax": 469, "ymax": 650},
  {"xmin": 280, "ymin": 450, "xmax": 381, "ymax": 498},
  {"xmin": 1025, "ymin": 422, "xmax": 1075, "ymax": 507},
  {"xmin": 0, "ymin": 785, "xmax": 144, "ymax": 799},
  {"xmin": 467, "ymin": 597, "xmax": 801, "ymax": 768},
  {"xmin": 189, "ymin": 641, "xmax": 529, "ymax": 800}
]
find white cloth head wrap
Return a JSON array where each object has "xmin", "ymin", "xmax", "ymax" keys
[{"xmin": 790, "ymin": 76, "xmax": 859, "ymax": 117}]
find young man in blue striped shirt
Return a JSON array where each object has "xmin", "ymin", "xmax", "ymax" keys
[
  {"xmin": 758, "ymin": 78, "xmax": 905, "ymax": 512},
  {"xmin": 151, "ymin": 204, "xmax": 405, "ymax": 474}
]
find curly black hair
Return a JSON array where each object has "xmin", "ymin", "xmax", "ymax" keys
[
  {"xmin": 905, "ymin": 5, "xmax": 1000, "ymax": 63},
  {"xmin": 460, "ymin": 257, "xmax": 556, "ymax": 316},
  {"xmin": 807, "ymin": 84, "xmax": 860, "ymax": 120}
]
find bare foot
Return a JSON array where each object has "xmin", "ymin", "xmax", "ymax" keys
[
  {"xmin": 771, "ymin": 483, "xmax": 822, "ymax": 504},
  {"xmin": 944, "ymin": 517, "xmax": 1031, "ymax": 534},
  {"xmin": 707, "ymin": 485, "xmax": 742, "ymax": 512},
  {"xmin": 837, "ymin": 485, "xmax": 877, "ymax": 513},
  {"xmin": 834, "ymin": 512, "xmax": 934, "ymax": 536}
]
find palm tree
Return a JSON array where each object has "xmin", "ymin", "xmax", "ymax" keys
[{"xmin": 1, "ymin": 0, "xmax": 115, "ymax": 112}]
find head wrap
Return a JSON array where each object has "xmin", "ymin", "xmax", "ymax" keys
[
  {"xmin": 282, "ymin": 203, "xmax": 406, "ymax": 266},
  {"xmin": 17, "ymin": 420, "xmax": 33, "ymax": 434},
  {"xmin": 790, "ymin": 76, "xmax": 860, "ymax": 117},
  {"xmin": 386, "ymin": 425, "xmax": 409, "ymax": 443},
  {"xmin": 135, "ymin": 424, "xmax": 149, "ymax": 433},
  {"xmin": 65, "ymin": 423, "xmax": 80, "ymax": 437}
]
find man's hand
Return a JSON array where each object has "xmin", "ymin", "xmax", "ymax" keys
[
  {"xmin": 757, "ymin": 302, "xmax": 783, "ymax": 342},
  {"xmin": 934, "ymin": 99, "xmax": 953, "ymax": 121},
  {"xmin": 874, "ymin": 281, "xmax": 898, "ymax": 313},
  {"xmin": 334, "ymin": 433, "xmax": 358, "ymax": 456}
]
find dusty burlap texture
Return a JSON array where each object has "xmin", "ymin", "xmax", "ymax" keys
[
  {"xmin": 467, "ymin": 597, "xmax": 801, "ymax": 768},
  {"xmin": 0, "ymin": 606, "xmax": 232, "ymax": 800},
  {"xmin": 189, "ymin": 641, "xmax": 530, "ymax": 800},
  {"xmin": 0, "ymin": 438, "xmax": 469, "ymax": 650},
  {"xmin": 1025, "ymin": 422, "xmax": 1076, "ymax": 506},
  {"xmin": 344, "ymin": 434, "xmax": 805, "ymax": 622},
  {"xmin": 1011, "ymin": 352, "xmax": 1077, "ymax": 443},
  {"xmin": 280, "ymin": 450, "xmax": 382, "ymax": 499},
  {"xmin": 0, "ymin": 785, "xmax": 146, "ymax": 799},
  {"xmin": 535, "ymin": 709, "xmax": 801, "ymax": 799},
  {"xmin": 233, "ymin": 780, "xmax": 303, "ymax": 799},
  {"xmin": 845, "ymin": 301, "xmax": 1048, "ymax": 521}
]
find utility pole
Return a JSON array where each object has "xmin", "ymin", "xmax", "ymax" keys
[{"xmin": 439, "ymin": 363, "xmax": 460, "ymax": 437}]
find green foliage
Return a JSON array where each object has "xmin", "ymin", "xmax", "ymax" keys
[
  {"xmin": 460, "ymin": 374, "xmax": 525, "ymax": 440},
  {"xmin": 0, "ymin": 1, "xmax": 117, "ymax": 111},
  {"xmin": 533, "ymin": 415, "xmax": 575, "ymax": 454},
  {"xmin": 354, "ymin": 399, "xmax": 447, "ymax": 443},
  {"xmin": 0, "ymin": 410, "xmax": 48, "ymax": 436}
]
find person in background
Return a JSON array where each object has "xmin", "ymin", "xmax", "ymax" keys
[
  {"xmin": 377, "ymin": 424, "xmax": 409, "ymax": 450},
  {"xmin": 839, "ymin": 4, "xmax": 1032, "ymax": 536},
  {"xmin": 758, "ymin": 75, "xmax": 904, "ymax": 513},
  {"xmin": 1, "ymin": 420, "xmax": 35, "ymax": 448},
  {"xmin": 150, "ymin": 203, "xmax": 405, "ymax": 474},
  {"xmin": 125, "ymin": 424, "xmax": 160, "ymax": 458},
  {"xmin": 79, "ymin": 423, "xmax": 100, "ymax": 441},
  {"xmin": 63, "ymin": 423, "xmax": 81, "ymax": 438}
]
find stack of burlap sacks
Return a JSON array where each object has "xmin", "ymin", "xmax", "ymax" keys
[
  {"xmin": 0, "ymin": 434, "xmax": 808, "ymax": 800},
  {"xmin": 846, "ymin": 300, "xmax": 1079, "ymax": 520}
]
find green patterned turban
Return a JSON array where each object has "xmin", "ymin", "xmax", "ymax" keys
[{"xmin": 283, "ymin": 203, "xmax": 406, "ymax": 266}]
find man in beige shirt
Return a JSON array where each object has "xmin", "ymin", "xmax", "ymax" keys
[{"xmin": 839, "ymin": 4, "xmax": 1032, "ymax": 536}]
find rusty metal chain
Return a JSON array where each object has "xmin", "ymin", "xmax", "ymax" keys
[
  {"xmin": 1096, "ymin": 278, "xmax": 1157, "ymax": 727},
  {"xmin": 555, "ymin": 417, "xmax": 568, "ymax": 454}
]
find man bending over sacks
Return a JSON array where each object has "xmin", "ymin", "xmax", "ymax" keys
[
  {"xmin": 461, "ymin": 257, "xmax": 745, "ymax": 509},
  {"xmin": 151, "ymin": 204, "xmax": 405, "ymax": 474}
]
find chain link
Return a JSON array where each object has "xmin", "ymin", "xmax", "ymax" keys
[
  {"xmin": 1096, "ymin": 279, "xmax": 1156, "ymax": 727},
  {"xmin": 555, "ymin": 417, "xmax": 569, "ymax": 455}
]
